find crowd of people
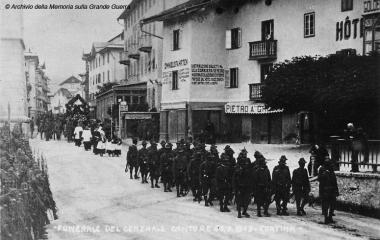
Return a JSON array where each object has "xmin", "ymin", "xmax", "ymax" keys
[
  {"xmin": 126, "ymin": 139, "xmax": 339, "ymax": 224},
  {"xmin": 71, "ymin": 123, "xmax": 122, "ymax": 157}
]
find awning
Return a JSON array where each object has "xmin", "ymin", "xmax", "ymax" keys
[{"xmin": 225, "ymin": 102, "xmax": 283, "ymax": 114}]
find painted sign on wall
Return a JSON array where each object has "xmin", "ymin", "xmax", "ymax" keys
[
  {"xmin": 191, "ymin": 64, "xmax": 225, "ymax": 85},
  {"xmin": 164, "ymin": 59, "xmax": 188, "ymax": 70},
  {"xmin": 225, "ymin": 102, "xmax": 283, "ymax": 114},
  {"xmin": 336, "ymin": 16, "xmax": 363, "ymax": 41}
]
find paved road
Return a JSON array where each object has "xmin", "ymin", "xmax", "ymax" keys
[{"xmin": 30, "ymin": 139, "xmax": 380, "ymax": 240}]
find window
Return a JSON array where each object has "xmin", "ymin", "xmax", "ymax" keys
[
  {"xmin": 103, "ymin": 55, "xmax": 105, "ymax": 65},
  {"xmin": 173, "ymin": 29, "xmax": 180, "ymax": 50},
  {"xmin": 107, "ymin": 53, "xmax": 109, "ymax": 63},
  {"xmin": 304, "ymin": 12, "xmax": 315, "ymax": 38},
  {"xmin": 102, "ymin": 72, "xmax": 105, "ymax": 82},
  {"xmin": 341, "ymin": 0, "xmax": 353, "ymax": 11},
  {"xmin": 225, "ymin": 68, "xmax": 239, "ymax": 88},
  {"xmin": 225, "ymin": 28, "xmax": 242, "ymax": 49},
  {"xmin": 172, "ymin": 70, "xmax": 178, "ymax": 90},
  {"xmin": 262, "ymin": 20, "xmax": 274, "ymax": 40},
  {"xmin": 260, "ymin": 63, "xmax": 273, "ymax": 82},
  {"xmin": 107, "ymin": 70, "xmax": 110, "ymax": 82}
]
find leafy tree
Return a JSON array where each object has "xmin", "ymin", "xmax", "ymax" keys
[
  {"xmin": 262, "ymin": 54, "xmax": 380, "ymax": 138},
  {"xmin": 96, "ymin": 82, "xmax": 119, "ymax": 95}
]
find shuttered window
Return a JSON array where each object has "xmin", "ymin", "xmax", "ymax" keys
[
  {"xmin": 226, "ymin": 28, "xmax": 242, "ymax": 49},
  {"xmin": 225, "ymin": 68, "xmax": 238, "ymax": 88}
]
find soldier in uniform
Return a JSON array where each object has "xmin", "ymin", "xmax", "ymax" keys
[
  {"xmin": 220, "ymin": 145, "xmax": 235, "ymax": 204},
  {"xmin": 292, "ymin": 158, "xmax": 311, "ymax": 216},
  {"xmin": 252, "ymin": 153, "xmax": 271, "ymax": 217},
  {"xmin": 215, "ymin": 154, "xmax": 233, "ymax": 212},
  {"xmin": 138, "ymin": 141, "xmax": 149, "ymax": 183},
  {"xmin": 126, "ymin": 138, "xmax": 139, "ymax": 179},
  {"xmin": 210, "ymin": 144, "xmax": 220, "ymax": 163},
  {"xmin": 188, "ymin": 150, "xmax": 202, "ymax": 202},
  {"xmin": 173, "ymin": 147, "xmax": 188, "ymax": 197},
  {"xmin": 318, "ymin": 157, "xmax": 339, "ymax": 224},
  {"xmin": 160, "ymin": 143, "xmax": 173, "ymax": 192},
  {"xmin": 272, "ymin": 155, "xmax": 291, "ymax": 216},
  {"xmin": 148, "ymin": 141, "xmax": 161, "ymax": 188},
  {"xmin": 233, "ymin": 149, "xmax": 253, "ymax": 218},
  {"xmin": 200, "ymin": 153, "xmax": 217, "ymax": 206}
]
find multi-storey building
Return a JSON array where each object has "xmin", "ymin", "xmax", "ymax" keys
[
  {"xmin": 0, "ymin": 0, "xmax": 28, "ymax": 126},
  {"xmin": 24, "ymin": 52, "xmax": 51, "ymax": 119},
  {"xmin": 142, "ymin": 0, "xmax": 378, "ymax": 143},
  {"xmin": 50, "ymin": 76, "xmax": 83, "ymax": 114}
]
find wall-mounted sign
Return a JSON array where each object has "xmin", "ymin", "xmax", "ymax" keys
[
  {"xmin": 225, "ymin": 102, "xmax": 283, "ymax": 114},
  {"xmin": 364, "ymin": 0, "xmax": 380, "ymax": 14},
  {"xmin": 162, "ymin": 71, "xmax": 172, "ymax": 85},
  {"xmin": 164, "ymin": 59, "xmax": 188, "ymax": 69},
  {"xmin": 336, "ymin": 17, "xmax": 363, "ymax": 41},
  {"xmin": 191, "ymin": 64, "xmax": 225, "ymax": 85},
  {"xmin": 125, "ymin": 112, "xmax": 152, "ymax": 120},
  {"xmin": 179, "ymin": 68, "xmax": 190, "ymax": 82}
]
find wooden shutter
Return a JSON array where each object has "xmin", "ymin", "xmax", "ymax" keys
[
  {"xmin": 238, "ymin": 28, "xmax": 242, "ymax": 48},
  {"xmin": 224, "ymin": 69, "xmax": 230, "ymax": 88},
  {"xmin": 179, "ymin": 29, "xmax": 183, "ymax": 49},
  {"xmin": 170, "ymin": 30, "xmax": 174, "ymax": 51},
  {"xmin": 225, "ymin": 30, "xmax": 231, "ymax": 49},
  {"xmin": 235, "ymin": 68, "xmax": 239, "ymax": 87}
]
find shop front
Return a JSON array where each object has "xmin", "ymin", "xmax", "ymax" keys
[{"xmin": 225, "ymin": 102, "xmax": 285, "ymax": 144}]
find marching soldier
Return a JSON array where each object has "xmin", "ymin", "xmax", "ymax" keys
[
  {"xmin": 126, "ymin": 138, "xmax": 139, "ymax": 179},
  {"xmin": 220, "ymin": 145, "xmax": 235, "ymax": 204},
  {"xmin": 188, "ymin": 150, "xmax": 202, "ymax": 202},
  {"xmin": 292, "ymin": 158, "xmax": 311, "ymax": 216},
  {"xmin": 272, "ymin": 155, "xmax": 291, "ymax": 216},
  {"xmin": 148, "ymin": 141, "xmax": 160, "ymax": 188},
  {"xmin": 252, "ymin": 152, "xmax": 271, "ymax": 217},
  {"xmin": 233, "ymin": 149, "xmax": 253, "ymax": 218},
  {"xmin": 138, "ymin": 141, "xmax": 149, "ymax": 184},
  {"xmin": 173, "ymin": 147, "xmax": 188, "ymax": 197},
  {"xmin": 160, "ymin": 143, "xmax": 174, "ymax": 192},
  {"xmin": 318, "ymin": 157, "xmax": 339, "ymax": 224},
  {"xmin": 200, "ymin": 153, "xmax": 217, "ymax": 206},
  {"xmin": 210, "ymin": 144, "xmax": 220, "ymax": 163},
  {"xmin": 215, "ymin": 154, "xmax": 233, "ymax": 212}
]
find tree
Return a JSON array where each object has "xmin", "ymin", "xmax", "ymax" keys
[
  {"xmin": 262, "ymin": 54, "xmax": 380, "ymax": 138},
  {"xmin": 96, "ymin": 82, "xmax": 119, "ymax": 95}
]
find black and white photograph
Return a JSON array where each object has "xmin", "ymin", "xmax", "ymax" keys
[{"xmin": 1, "ymin": 0, "xmax": 380, "ymax": 239}]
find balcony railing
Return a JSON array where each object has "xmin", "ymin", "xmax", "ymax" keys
[
  {"xmin": 249, "ymin": 40, "xmax": 277, "ymax": 60},
  {"xmin": 249, "ymin": 83, "xmax": 263, "ymax": 101},
  {"xmin": 119, "ymin": 52, "xmax": 130, "ymax": 65}
]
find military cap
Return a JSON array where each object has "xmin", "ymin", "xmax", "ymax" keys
[
  {"xmin": 180, "ymin": 138, "xmax": 185, "ymax": 144},
  {"xmin": 142, "ymin": 140, "xmax": 147, "ymax": 145},
  {"xmin": 224, "ymin": 145, "xmax": 231, "ymax": 150},
  {"xmin": 254, "ymin": 151, "xmax": 263, "ymax": 158},
  {"xmin": 298, "ymin": 158, "xmax": 306, "ymax": 164},
  {"xmin": 279, "ymin": 155, "xmax": 288, "ymax": 163},
  {"xmin": 241, "ymin": 148, "xmax": 248, "ymax": 153},
  {"xmin": 165, "ymin": 143, "xmax": 171, "ymax": 149},
  {"xmin": 160, "ymin": 140, "xmax": 166, "ymax": 145}
]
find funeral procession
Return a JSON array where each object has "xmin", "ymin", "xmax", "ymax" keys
[{"xmin": 1, "ymin": 0, "xmax": 380, "ymax": 239}]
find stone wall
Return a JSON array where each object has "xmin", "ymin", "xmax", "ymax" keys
[{"xmin": 310, "ymin": 172, "xmax": 380, "ymax": 218}]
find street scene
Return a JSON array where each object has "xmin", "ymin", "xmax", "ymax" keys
[{"xmin": 1, "ymin": 0, "xmax": 380, "ymax": 239}]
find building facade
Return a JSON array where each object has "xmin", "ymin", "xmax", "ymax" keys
[
  {"xmin": 143, "ymin": 0, "xmax": 373, "ymax": 143},
  {"xmin": 84, "ymin": 34, "xmax": 125, "ymax": 106},
  {"xmin": 24, "ymin": 52, "xmax": 51, "ymax": 119},
  {"xmin": 0, "ymin": 0, "xmax": 28, "ymax": 126},
  {"xmin": 50, "ymin": 88, "xmax": 72, "ymax": 114}
]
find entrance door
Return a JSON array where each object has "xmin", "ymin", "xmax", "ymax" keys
[
  {"xmin": 168, "ymin": 111, "xmax": 178, "ymax": 143},
  {"xmin": 251, "ymin": 115, "xmax": 269, "ymax": 143},
  {"xmin": 269, "ymin": 113, "xmax": 282, "ymax": 144}
]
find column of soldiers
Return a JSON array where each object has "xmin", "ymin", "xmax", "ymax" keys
[{"xmin": 126, "ymin": 139, "xmax": 339, "ymax": 224}]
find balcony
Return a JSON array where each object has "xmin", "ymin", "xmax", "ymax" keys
[
  {"xmin": 138, "ymin": 35, "xmax": 152, "ymax": 53},
  {"xmin": 119, "ymin": 52, "xmax": 130, "ymax": 65},
  {"xmin": 128, "ymin": 50, "xmax": 140, "ymax": 60},
  {"xmin": 249, "ymin": 40, "xmax": 277, "ymax": 60},
  {"xmin": 249, "ymin": 83, "xmax": 263, "ymax": 101}
]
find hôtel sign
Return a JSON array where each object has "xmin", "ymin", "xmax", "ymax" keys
[
  {"xmin": 225, "ymin": 102, "xmax": 283, "ymax": 114},
  {"xmin": 364, "ymin": 0, "xmax": 380, "ymax": 14}
]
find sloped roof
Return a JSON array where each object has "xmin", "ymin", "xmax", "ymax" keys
[
  {"xmin": 59, "ymin": 76, "xmax": 82, "ymax": 86},
  {"xmin": 141, "ymin": 0, "xmax": 212, "ymax": 24},
  {"xmin": 56, "ymin": 88, "xmax": 72, "ymax": 98}
]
